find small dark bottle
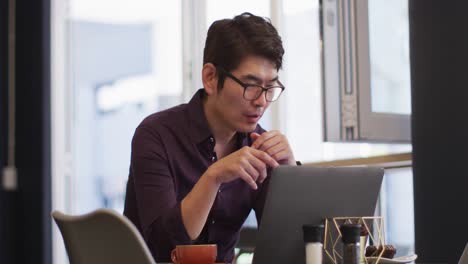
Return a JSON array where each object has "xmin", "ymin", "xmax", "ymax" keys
[{"xmin": 340, "ymin": 224, "xmax": 361, "ymax": 264}]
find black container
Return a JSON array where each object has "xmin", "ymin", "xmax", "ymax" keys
[{"xmin": 340, "ymin": 224, "xmax": 361, "ymax": 264}]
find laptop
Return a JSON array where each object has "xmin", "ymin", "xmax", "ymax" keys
[
  {"xmin": 252, "ymin": 166, "xmax": 384, "ymax": 264},
  {"xmin": 459, "ymin": 244, "xmax": 468, "ymax": 264}
]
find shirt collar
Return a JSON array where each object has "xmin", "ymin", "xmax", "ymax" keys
[{"xmin": 187, "ymin": 89, "xmax": 213, "ymax": 144}]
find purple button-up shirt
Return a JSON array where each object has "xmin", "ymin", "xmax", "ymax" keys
[{"xmin": 123, "ymin": 89, "xmax": 269, "ymax": 263}]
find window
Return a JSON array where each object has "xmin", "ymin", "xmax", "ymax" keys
[
  {"xmin": 66, "ymin": 0, "xmax": 183, "ymax": 214},
  {"xmin": 321, "ymin": 0, "xmax": 411, "ymax": 142},
  {"xmin": 368, "ymin": 0, "xmax": 411, "ymax": 115},
  {"xmin": 52, "ymin": 1, "xmax": 183, "ymax": 263},
  {"xmin": 281, "ymin": 0, "xmax": 411, "ymax": 162},
  {"xmin": 380, "ymin": 167, "xmax": 415, "ymax": 257}
]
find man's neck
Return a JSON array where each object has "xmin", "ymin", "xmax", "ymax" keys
[
  {"xmin": 203, "ymin": 97, "xmax": 237, "ymax": 157},
  {"xmin": 214, "ymin": 136, "xmax": 237, "ymax": 159}
]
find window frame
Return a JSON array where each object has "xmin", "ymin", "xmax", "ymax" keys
[{"xmin": 321, "ymin": 0, "xmax": 411, "ymax": 143}]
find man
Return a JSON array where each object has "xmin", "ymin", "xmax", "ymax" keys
[{"xmin": 123, "ymin": 12, "xmax": 297, "ymax": 263}]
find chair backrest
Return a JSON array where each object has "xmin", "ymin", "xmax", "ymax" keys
[{"xmin": 52, "ymin": 208, "xmax": 156, "ymax": 264}]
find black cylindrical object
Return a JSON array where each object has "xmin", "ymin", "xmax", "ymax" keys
[{"xmin": 340, "ymin": 224, "xmax": 361, "ymax": 264}]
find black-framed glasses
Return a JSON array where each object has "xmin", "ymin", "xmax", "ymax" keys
[{"xmin": 218, "ymin": 67, "xmax": 285, "ymax": 102}]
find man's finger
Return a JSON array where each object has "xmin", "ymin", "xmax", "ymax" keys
[
  {"xmin": 240, "ymin": 169, "xmax": 258, "ymax": 190},
  {"xmin": 257, "ymin": 168, "xmax": 268, "ymax": 183},
  {"xmin": 251, "ymin": 148, "xmax": 279, "ymax": 168},
  {"xmin": 250, "ymin": 133, "xmax": 261, "ymax": 147},
  {"xmin": 264, "ymin": 143, "xmax": 286, "ymax": 158},
  {"xmin": 251, "ymin": 131, "xmax": 278, "ymax": 149},
  {"xmin": 258, "ymin": 136, "xmax": 281, "ymax": 152},
  {"xmin": 248, "ymin": 154, "xmax": 268, "ymax": 181},
  {"xmin": 243, "ymin": 162, "xmax": 260, "ymax": 182}
]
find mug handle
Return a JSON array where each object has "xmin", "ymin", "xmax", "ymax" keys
[{"xmin": 171, "ymin": 248, "xmax": 179, "ymax": 264}]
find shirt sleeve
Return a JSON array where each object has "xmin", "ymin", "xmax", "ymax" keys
[{"xmin": 131, "ymin": 125, "xmax": 192, "ymax": 261}]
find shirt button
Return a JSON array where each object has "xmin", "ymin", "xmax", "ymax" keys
[
  {"xmin": 211, "ymin": 156, "xmax": 216, "ymax": 162},
  {"xmin": 209, "ymin": 137, "xmax": 214, "ymax": 143},
  {"xmin": 211, "ymin": 219, "xmax": 216, "ymax": 224},
  {"xmin": 218, "ymin": 189, "xmax": 222, "ymax": 193}
]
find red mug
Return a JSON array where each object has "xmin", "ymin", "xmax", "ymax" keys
[{"xmin": 171, "ymin": 244, "xmax": 217, "ymax": 264}]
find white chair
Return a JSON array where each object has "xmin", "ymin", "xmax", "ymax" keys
[{"xmin": 52, "ymin": 208, "xmax": 156, "ymax": 264}]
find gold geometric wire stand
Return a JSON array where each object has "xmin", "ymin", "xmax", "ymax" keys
[{"xmin": 323, "ymin": 216, "xmax": 386, "ymax": 264}]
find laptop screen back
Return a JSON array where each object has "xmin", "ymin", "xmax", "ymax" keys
[{"xmin": 253, "ymin": 166, "xmax": 384, "ymax": 264}]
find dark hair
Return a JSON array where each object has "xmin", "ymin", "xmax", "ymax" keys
[{"xmin": 203, "ymin": 12, "xmax": 284, "ymax": 89}]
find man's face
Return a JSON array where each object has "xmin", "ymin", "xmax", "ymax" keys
[{"xmin": 211, "ymin": 55, "xmax": 279, "ymax": 133}]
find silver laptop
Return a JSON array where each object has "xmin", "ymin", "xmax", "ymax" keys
[{"xmin": 253, "ymin": 166, "xmax": 384, "ymax": 264}]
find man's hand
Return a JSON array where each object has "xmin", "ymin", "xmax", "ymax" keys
[
  {"xmin": 250, "ymin": 131, "xmax": 296, "ymax": 166},
  {"xmin": 206, "ymin": 146, "xmax": 279, "ymax": 190}
]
